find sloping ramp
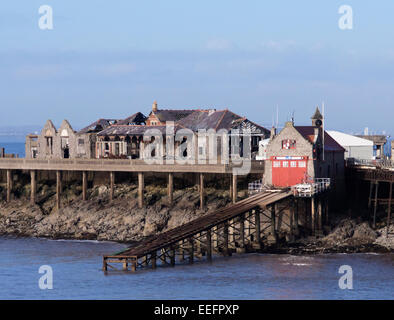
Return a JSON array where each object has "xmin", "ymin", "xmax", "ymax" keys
[{"xmin": 103, "ymin": 189, "xmax": 292, "ymax": 272}]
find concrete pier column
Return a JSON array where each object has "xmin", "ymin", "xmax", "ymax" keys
[
  {"xmin": 82, "ymin": 171, "xmax": 87, "ymax": 201},
  {"xmin": 138, "ymin": 172, "xmax": 144, "ymax": 208},
  {"xmin": 109, "ymin": 172, "xmax": 115, "ymax": 202},
  {"xmin": 30, "ymin": 170, "xmax": 36, "ymax": 204},
  {"xmin": 199, "ymin": 173, "xmax": 204, "ymax": 210},
  {"xmin": 6, "ymin": 169, "xmax": 12, "ymax": 202},
  {"xmin": 56, "ymin": 170, "xmax": 61, "ymax": 210},
  {"xmin": 168, "ymin": 173, "xmax": 173, "ymax": 206},
  {"xmin": 232, "ymin": 174, "xmax": 238, "ymax": 203}
]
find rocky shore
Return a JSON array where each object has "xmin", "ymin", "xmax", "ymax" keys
[{"xmin": 0, "ymin": 182, "xmax": 392, "ymax": 254}]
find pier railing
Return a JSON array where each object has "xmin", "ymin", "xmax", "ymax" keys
[
  {"xmin": 292, "ymin": 178, "xmax": 331, "ymax": 197},
  {"xmin": 347, "ymin": 158, "xmax": 394, "ymax": 170}
]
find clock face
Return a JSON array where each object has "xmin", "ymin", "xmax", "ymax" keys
[{"xmin": 315, "ymin": 119, "xmax": 322, "ymax": 127}]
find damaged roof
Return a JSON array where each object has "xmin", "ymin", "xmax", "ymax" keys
[
  {"xmin": 117, "ymin": 112, "xmax": 147, "ymax": 125},
  {"xmin": 97, "ymin": 124, "xmax": 183, "ymax": 136},
  {"xmin": 152, "ymin": 109, "xmax": 195, "ymax": 122},
  {"xmin": 78, "ymin": 119, "xmax": 120, "ymax": 134}
]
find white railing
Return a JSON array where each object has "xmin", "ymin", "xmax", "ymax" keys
[
  {"xmin": 248, "ymin": 179, "xmax": 264, "ymax": 195},
  {"xmin": 292, "ymin": 178, "xmax": 331, "ymax": 197},
  {"xmin": 347, "ymin": 158, "xmax": 394, "ymax": 169}
]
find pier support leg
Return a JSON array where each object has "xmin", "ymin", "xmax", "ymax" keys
[
  {"xmin": 199, "ymin": 173, "xmax": 204, "ymax": 210},
  {"xmin": 223, "ymin": 222, "xmax": 230, "ymax": 256},
  {"xmin": 151, "ymin": 251, "xmax": 157, "ymax": 269},
  {"xmin": 325, "ymin": 196, "xmax": 329, "ymax": 225},
  {"xmin": 206, "ymin": 230, "xmax": 212, "ymax": 261},
  {"xmin": 368, "ymin": 181, "xmax": 374, "ymax": 209},
  {"xmin": 229, "ymin": 175, "xmax": 233, "ymax": 201},
  {"xmin": 373, "ymin": 181, "xmax": 379, "ymax": 228},
  {"xmin": 179, "ymin": 240, "xmax": 185, "ymax": 261},
  {"xmin": 30, "ymin": 170, "xmax": 36, "ymax": 205},
  {"xmin": 102, "ymin": 258, "xmax": 107, "ymax": 272},
  {"xmin": 188, "ymin": 238, "xmax": 194, "ymax": 264},
  {"xmin": 294, "ymin": 199, "xmax": 299, "ymax": 236},
  {"xmin": 168, "ymin": 173, "xmax": 173, "ymax": 206},
  {"xmin": 109, "ymin": 172, "xmax": 115, "ymax": 202},
  {"xmin": 318, "ymin": 197, "xmax": 323, "ymax": 232},
  {"xmin": 387, "ymin": 182, "xmax": 392, "ymax": 238},
  {"xmin": 270, "ymin": 205, "xmax": 277, "ymax": 243},
  {"xmin": 311, "ymin": 197, "xmax": 316, "ymax": 235},
  {"xmin": 131, "ymin": 261, "xmax": 137, "ymax": 272},
  {"xmin": 56, "ymin": 170, "xmax": 61, "ymax": 210},
  {"xmin": 170, "ymin": 246, "xmax": 176, "ymax": 266},
  {"xmin": 6, "ymin": 169, "xmax": 12, "ymax": 202},
  {"xmin": 239, "ymin": 215, "xmax": 245, "ymax": 252},
  {"xmin": 232, "ymin": 174, "xmax": 237, "ymax": 203},
  {"xmin": 138, "ymin": 172, "xmax": 144, "ymax": 209},
  {"xmin": 122, "ymin": 259, "xmax": 128, "ymax": 271},
  {"xmin": 82, "ymin": 171, "xmax": 87, "ymax": 201},
  {"xmin": 254, "ymin": 210, "xmax": 261, "ymax": 249}
]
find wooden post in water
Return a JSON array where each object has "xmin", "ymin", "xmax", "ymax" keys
[
  {"xmin": 102, "ymin": 257, "xmax": 107, "ymax": 272},
  {"xmin": 82, "ymin": 171, "xmax": 87, "ymax": 201},
  {"xmin": 387, "ymin": 182, "xmax": 392, "ymax": 238},
  {"xmin": 151, "ymin": 251, "xmax": 157, "ymax": 269},
  {"xmin": 188, "ymin": 238, "xmax": 194, "ymax": 264},
  {"xmin": 138, "ymin": 172, "xmax": 144, "ymax": 208},
  {"xmin": 254, "ymin": 210, "xmax": 261, "ymax": 249},
  {"xmin": 30, "ymin": 170, "xmax": 36, "ymax": 204},
  {"xmin": 199, "ymin": 173, "xmax": 204, "ymax": 210},
  {"xmin": 109, "ymin": 171, "xmax": 115, "ymax": 202},
  {"xmin": 223, "ymin": 222, "xmax": 229, "ymax": 256},
  {"xmin": 373, "ymin": 181, "xmax": 379, "ymax": 228},
  {"xmin": 294, "ymin": 199, "xmax": 299, "ymax": 236},
  {"xmin": 168, "ymin": 173, "xmax": 174, "ymax": 206},
  {"xmin": 206, "ymin": 229, "xmax": 212, "ymax": 261},
  {"xmin": 56, "ymin": 170, "xmax": 61, "ymax": 210},
  {"xmin": 6, "ymin": 169, "xmax": 12, "ymax": 202},
  {"xmin": 239, "ymin": 214, "xmax": 245, "ymax": 252},
  {"xmin": 170, "ymin": 245, "xmax": 176, "ymax": 266},
  {"xmin": 271, "ymin": 204, "xmax": 277, "ymax": 243}
]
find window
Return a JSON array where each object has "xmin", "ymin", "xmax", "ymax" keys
[
  {"xmin": 299, "ymin": 161, "xmax": 306, "ymax": 168},
  {"xmin": 282, "ymin": 139, "xmax": 296, "ymax": 149},
  {"xmin": 290, "ymin": 161, "xmax": 297, "ymax": 167},
  {"xmin": 282, "ymin": 161, "xmax": 289, "ymax": 167},
  {"xmin": 273, "ymin": 161, "xmax": 281, "ymax": 168}
]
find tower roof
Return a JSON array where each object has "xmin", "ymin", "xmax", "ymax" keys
[{"xmin": 311, "ymin": 107, "xmax": 323, "ymax": 120}]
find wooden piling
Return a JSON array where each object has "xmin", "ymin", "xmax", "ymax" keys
[
  {"xmin": 188, "ymin": 238, "xmax": 194, "ymax": 264},
  {"xmin": 239, "ymin": 215, "xmax": 245, "ymax": 251},
  {"xmin": 56, "ymin": 170, "xmax": 61, "ymax": 210},
  {"xmin": 30, "ymin": 170, "xmax": 36, "ymax": 204},
  {"xmin": 368, "ymin": 181, "xmax": 374, "ymax": 209},
  {"xmin": 294, "ymin": 199, "xmax": 299, "ymax": 236},
  {"xmin": 311, "ymin": 197, "xmax": 316, "ymax": 234},
  {"xmin": 232, "ymin": 174, "xmax": 237, "ymax": 203},
  {"xmin": 151, "ymin": 251, "xmax": 157, "ymax": 269},
  {"xmin": 223, "ymin": 222, "xmax": 229, "ymax": 255},
  {"xmin": 271, "ymin": 204, "xmax": 277, "ymax": 243},
  {"xmin": 109, "ymin": 171, "xmax": 115, "ymax": 202},
  {"xmin": 6, "ymin": 169, "xmax": 12, "ymax": 202},
  {"xmin": 206, "ymin": 230, "xmax": 212, "ymax": 261},
  {"xmin": 168, "ymin": 173, "xmax": 173, "ymax": 206},
  {"xmin": 199, "ymin": 173, "xmax": 204, "ymax": 210},
  {"xmin": 317, "ymin": 197, "xmax": 323, "ymax": 232},
  {"xmin": 138, "ymin": 172, "xmax": 144, "ymax": 208},
  {"xmin": 254, "ymin": 210, "xmax": 261, "ymax": 248},
  {"xmin": 373, "ymin": 181, "xmax": 379, "ymax": 228},
  {"xmin": 387, "ymin": 182, "xmax": 392, "ymax": 238},
  {"xmin": 82, "ymin": 171, "xmax": 87, "ymax": 201}
]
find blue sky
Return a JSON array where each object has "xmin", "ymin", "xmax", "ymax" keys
[{"xmin": 0, "ymin": 0, "xmax": 393, "ymax": 136}]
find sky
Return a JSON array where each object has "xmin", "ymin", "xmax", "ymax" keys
[{"xmin": 0, "ymin": 0, "xmax": 393, "ymax": 137}]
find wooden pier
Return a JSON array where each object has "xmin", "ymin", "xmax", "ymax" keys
[{"xmin": 103, "ymin": 190, "xmax": 294, "ymax": 272}]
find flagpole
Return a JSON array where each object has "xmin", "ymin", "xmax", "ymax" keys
[{"xmin": 322, "ymin": 101, "xmax": 325, "ymax": 161}]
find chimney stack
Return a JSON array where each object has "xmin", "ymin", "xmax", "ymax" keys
[
  {"xmin": 152, "ymin": 100, "xmax": 158, "ymax": 113},
  {"xmin": 270, "ymin": 126, "xmax": 276, "ymax": 140}
]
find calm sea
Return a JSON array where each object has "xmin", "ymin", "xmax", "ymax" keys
[
  {"xmin": 0, "ymin": 142, "xmax": 25, "ymax": 158},
  {"xmin": 0, "ymin": 236, "xmax": 393, "ymax": 300}
]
